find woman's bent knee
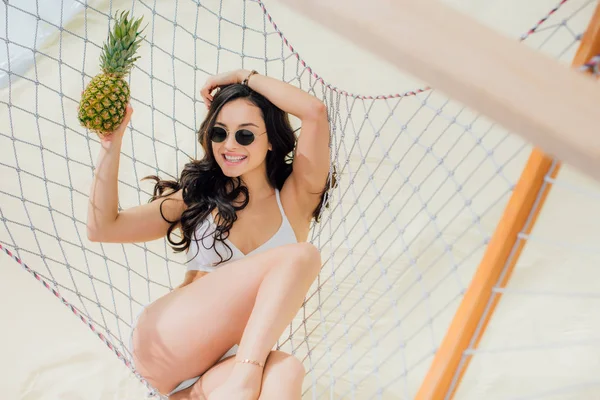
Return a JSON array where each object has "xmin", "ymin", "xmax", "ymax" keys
[
  {"xmin": 291, "ymin": 242, "xmax": 321, "ymax": 271},
  {"xmin": 266, "ymin": 351, "xmax": 306, "ymax": 381}
]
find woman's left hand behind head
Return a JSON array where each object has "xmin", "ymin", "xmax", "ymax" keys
[{"xmin": 200, "ymin": 69, "xmax": 247, "ymax": 109}]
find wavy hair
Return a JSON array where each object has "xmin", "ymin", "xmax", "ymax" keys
[{"xmin": 143, "ymin": 83, "xmax": 335, "ymax": 265}]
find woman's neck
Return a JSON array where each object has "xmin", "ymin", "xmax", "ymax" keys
[{"xmin": 240, "ymin": 167, "xmax": 275, "ymax": 204}]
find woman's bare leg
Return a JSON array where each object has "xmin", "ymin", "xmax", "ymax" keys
[
  {"xmin": 206, "ymin": 243, "xmax": 320, "ymax": 399},
  {"xmin": 256, "ymin": 352, "xmax": 305, "ymax": 400},
  {"xmin": 170, "ymin": 350, "xmax": 305, "ymax": 400},
  {"xmin": 131, "ymin": 242, "xmax": 320, "ymax": 396}
]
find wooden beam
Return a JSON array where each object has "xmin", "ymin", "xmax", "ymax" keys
[
  {"xmin": 417, "ymin": 2, "xmax": 600, "ymax": 399},
  {"xmin": 417, "ymin": 150, "xmax": 558, "ymax": 399},
  {"xmin": 277, "ymin": 0, "xmax": 600, "ymax": 182},
  {"xmin": 277, "ymin": 0, "xmax": 600, "ymax": 397}
]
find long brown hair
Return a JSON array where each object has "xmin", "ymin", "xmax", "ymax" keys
[{"xmin": 143, "ymin": 83, "xmax": 335, "ymax": 265}]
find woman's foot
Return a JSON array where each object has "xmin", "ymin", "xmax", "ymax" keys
[{"xmin": 206, "ymin": 360, "xmax": 264, "ymax": 400}]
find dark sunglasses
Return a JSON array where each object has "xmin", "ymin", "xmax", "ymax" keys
[{"xmin": 210, "ymin": 126, "xmax": 267, "ymax": 146}]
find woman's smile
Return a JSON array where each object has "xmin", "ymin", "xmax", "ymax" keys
[{"xmin": 222, "ymin": 152, "xmax": 248, "ymax": 166}]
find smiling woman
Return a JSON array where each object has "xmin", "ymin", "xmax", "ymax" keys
[
  {"xmin": 2, "ymin": 0, "xmax": 600, "ymax": 399},
  {"xmin": 86, "ymin": 67, "xmax": 332, "ymax": 398},
  {"xmin": 212, "ymin": 120, "xmax": 268, "ymax": 164},
  {"xmin": 210, "ymin": 96, "xmax": 273, "ymax": 177}
]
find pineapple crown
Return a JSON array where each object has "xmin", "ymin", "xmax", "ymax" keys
[{"xmin": 100, "ymin": 10, "xmax": 146, "ymax": 77}]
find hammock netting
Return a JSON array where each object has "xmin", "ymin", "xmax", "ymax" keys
[{"xmin": 1, "ymin": 0, "xmax": 600, "ymax": 398}]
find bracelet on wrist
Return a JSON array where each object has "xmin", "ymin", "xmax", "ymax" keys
[{"xmin": 242, "ymin": 70, "xmax": 258, "ymax": 86}]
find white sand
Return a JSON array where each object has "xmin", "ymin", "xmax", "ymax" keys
[{"xmin": 1, "ymin": 0, "xmax": 599, "ymax": 398}]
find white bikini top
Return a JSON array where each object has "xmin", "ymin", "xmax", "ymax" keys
[{"xmin": 186, "ymin": 189, "xmax": 298, "ymax": 272}]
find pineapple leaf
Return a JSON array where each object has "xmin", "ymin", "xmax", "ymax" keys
[{"xmin": 99, "ymin": 9, "xmax": 146, "ymax": 76}]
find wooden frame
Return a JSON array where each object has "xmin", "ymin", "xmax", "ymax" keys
[
  {"xmin": 279, "ymin": 0, "xmax": 600, "ymax": 397},
  {"xmin": 416, "ymin": 3, "xmax": 600, "ymax": 398},
  {"xmin": 278, "ymin": 0, "xmax": 600, "ymax": 182}
]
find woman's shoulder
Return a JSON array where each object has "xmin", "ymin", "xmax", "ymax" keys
[{"xmin": 155, "ymin": 189, "xmax": 188, "ymax": 224}]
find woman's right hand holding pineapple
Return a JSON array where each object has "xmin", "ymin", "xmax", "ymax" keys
[
  {"xmin": 98, "ymin": 103, "xmax": 133, "ymax": 146},
  {"xmin": 84, "ymin": 11, "xmax": 184, "ymax": 245}
]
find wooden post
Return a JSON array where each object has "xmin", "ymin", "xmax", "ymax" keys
[
  {"xmin": 277, "ymin": 0, "xmax": 600, "ymax": 182},
  {"xmin": 415, "ymin": 3, "xmax": 600, "ymax": 399},
  {"xmin": 277, "ymin": 0, "xmax": 600, "ymax": 397}
]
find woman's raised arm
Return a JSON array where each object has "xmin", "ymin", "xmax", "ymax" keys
[{"xmin": 86, "ymin": 105, "xmax": 186, "ymax": 244}]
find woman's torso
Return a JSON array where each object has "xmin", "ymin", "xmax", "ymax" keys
[{"xmin": 181, "ymin": 188, "xmax": 306, "ymax": 286}]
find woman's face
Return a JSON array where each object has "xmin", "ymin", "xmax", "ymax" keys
[{"xmin": 211, "ymin": 98, "xmax": 272, "ymax": 178}]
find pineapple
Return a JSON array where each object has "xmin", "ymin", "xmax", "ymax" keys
[{"xmin": 78, "ymin": 10, "xmax": 145, "ymax": 137}]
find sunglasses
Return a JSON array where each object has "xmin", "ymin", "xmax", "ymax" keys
[{"xmin": 210, "ymin": 126, "xmax": 267, "ymax": 146}]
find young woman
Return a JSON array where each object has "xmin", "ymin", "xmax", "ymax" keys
[{"xmin": 86, "ymin": 69, "xmax": 332, "ymax": 399}]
